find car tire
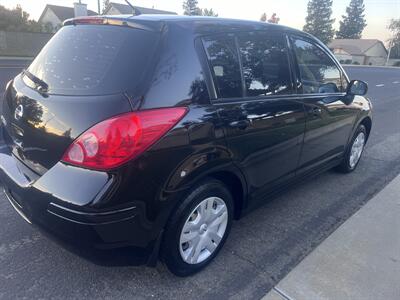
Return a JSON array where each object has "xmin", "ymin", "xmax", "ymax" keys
[
  {"xmin": 161, "ymin": 178, "xmax": 234, "ymax": 277},
  {"xmin": 336, "ymin": 124, "xmax": 367, "ymax": 173}
]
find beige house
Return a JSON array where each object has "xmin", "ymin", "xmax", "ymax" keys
[
  {"xmin": 329, "ymin": 39, "xmax": 388, "ymax": 66},
  {"xmin": 103, "ymin": 2, "xmax": 176, "ymax": 16},
  {"xmin": 38, "ymin": 3, "xmax": 98, "ymax": 32}
]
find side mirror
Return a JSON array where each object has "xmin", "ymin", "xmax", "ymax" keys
[{"xmin": 347, "ymin": 80, "xmax": 368, "ymax": 96}]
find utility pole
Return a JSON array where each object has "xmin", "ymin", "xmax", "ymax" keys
[{"xmin": 97, "ymin": 0, "xmax": 101, "ymax": 14}]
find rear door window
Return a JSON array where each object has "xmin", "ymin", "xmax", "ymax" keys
[
  {"xmin": 238, "ymin": 32, "xmax": 292, "ymax": 97},
  {"xmin": 202, "ymin": 36, "xmax": 242, "ymax": 99},
  {"xmin": 26, "ymin": 25, "xmax": 159, "ymax": 95}
]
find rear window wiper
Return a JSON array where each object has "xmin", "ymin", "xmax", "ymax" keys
[{"xmin": 22, "ymin": 69, "xmax": 49, "ymax": 93}]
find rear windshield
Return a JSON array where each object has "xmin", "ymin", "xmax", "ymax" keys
[{"xmin": 26, "ymin": 25, "xmax": 159, "ymax": 95}]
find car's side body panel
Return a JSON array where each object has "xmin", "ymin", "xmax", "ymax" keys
[
  {"xmin": 215, "ymin": 98, "xmax": 306, "ymax": 199},
  {"xmin": 296, "ymin": 94, "xmax": 370, "ymax": 175}
]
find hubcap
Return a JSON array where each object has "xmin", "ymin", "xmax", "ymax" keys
[
  {"xmin": 179, "ymin": 197, "xmax": 228, "ymax": 264},
  {"xmin": 349, "ymin": 132, "xmax": 365, "ymax": 168}
]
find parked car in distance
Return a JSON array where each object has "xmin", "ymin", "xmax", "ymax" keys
[{"xmin": 0, "ymin": 15, "xmax": 372, "ymax": 276}]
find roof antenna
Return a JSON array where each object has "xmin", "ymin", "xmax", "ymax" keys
[{"xmin": 124, "ymin": 0, "xmax": 135, "ymax": 15}]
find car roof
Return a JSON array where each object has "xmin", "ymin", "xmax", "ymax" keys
[{"xmin": 99, "ymin": 14, "xmax": 305, "ymax": 36}]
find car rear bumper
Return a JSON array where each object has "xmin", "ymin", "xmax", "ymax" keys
[
  {"xmin": 0, "ymin": 127, "xmax": 157, "ymax": 252},
  {"xmin": 2, "ymin": 185, "xmax": 141, "ymax": 247}
]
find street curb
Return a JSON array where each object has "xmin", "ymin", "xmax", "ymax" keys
[{"xmin": 262, "ymin": 173, "xmax": 400, "ymax": 300}]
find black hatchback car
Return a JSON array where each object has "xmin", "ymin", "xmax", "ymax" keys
[{"xmin": 0, "ymin": 15, "xmax": 372, "ymax": 276}]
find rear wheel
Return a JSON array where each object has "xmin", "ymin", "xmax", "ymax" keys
[
  {"xmin": 336, "ymin": 124, "xmax": 367, "ymax": 173},
  {"xmin": 161, "ymin": 179, "xmax": 233, "ymax": 276}
]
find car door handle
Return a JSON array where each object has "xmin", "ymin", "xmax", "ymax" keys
[
  {"xmin": 309, "ymin": 107, "xmax": 322, "ymax": 116},
  {"xmin": 229, "ymin": 120, "xmax": 250, "ymax": 130}
]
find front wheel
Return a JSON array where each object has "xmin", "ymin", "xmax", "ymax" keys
[
  {"xmin": 336, "ymin": 124, "xmax": 367, "ymax": 173},
  {"xmin": 161, "ymin": 179, "xmax": 233, "ymax": 276}
]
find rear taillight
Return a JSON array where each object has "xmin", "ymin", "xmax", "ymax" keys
[
  {"xmin": 70, "ymin": 17, "xmax": 105, "ymax": 25},
  {"xmin": 61, "ymin": 107, "xmax": 188, "ymax": 170}
]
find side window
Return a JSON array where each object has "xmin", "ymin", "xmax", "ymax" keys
[
  {"xmin": 203, "ymin": 36, "xmax": 242, "ymax": 99},
  {"xmin": 238, "ymin": 32, "xmax": 292, "ymax": 97},
  {"xmin": 291, "ymin": 37, "xmax": 343, "ymax": 94}
]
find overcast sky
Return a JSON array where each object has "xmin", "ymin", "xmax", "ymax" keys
[{"xmin": 2, "ymin": 0, "xmax": 399, "ymax": 42}]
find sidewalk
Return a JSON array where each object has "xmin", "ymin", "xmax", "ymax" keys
[{"xmin": 263, "ymin": 175, "xmax": 400, "ymax": 300}]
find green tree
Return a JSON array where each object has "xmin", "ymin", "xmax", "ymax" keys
[
  {"xmin": 201, "ymin": 8, "xmax": 218, "ymax": 17},
  {"xmin": 260, "ymin": 13, "xmax": 267, "ymax": 22},
  {"xmin": 0, "ymin": 4, "xmax": 27, "ymax": 31},
  {"xmin": 303, "ymin": 0, "xmax": 335, "ymax": 44},
  {"xmin": 336, "ymin": 0, "xmax": 367, "ymax": 39},
  {"xmin": 388, "ymin": 19, "xmax": 400, "ymax": 59},
  {"xmin": 43, "ymin": 22, "xmax": 54, "ymax": 33},
  {"xmin": 183, "ymin": 0, "xmax": 201, "ymax": 16},
  {"xmin": 388, "ymin": 19, "xmax": 400, "ymax": 43},
  {"xmin": 0, "ymin": 4, "xmax": 44, "ymax": 32}
]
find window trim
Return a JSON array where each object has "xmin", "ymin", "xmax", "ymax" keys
[
  {"xmin": 210, "ymin": 93, "xmax": 324, "ymax": 105},
  {"xmin": 288, "ymin": 33, "xmax": 349, "ymax": 96},
  {"xmin": 195, "ymin": 37, "xmax": 218, "ymax": 100},
  {"xmin": 234, "ymin": 36, "xmax": 247, "ymax": 98},
  {"xmin": 284, "ymin": 33, "xmax": 300, "ymax": 95},
  {"xmin": 201, "ymin": 33, "xmax": 243, "ymax": 101},
  {"xmin": 199, "ymin": 30, "xmax": 351, "ymax": 104},
  {"xmin": 200, "ymin": 30, "xmax": 297, "ymax": 103},
  {"xmin": 236, "ymin": 31, "xmax": 295, "ymax": 100}
]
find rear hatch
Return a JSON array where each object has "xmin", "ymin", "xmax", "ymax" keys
[{"xmin": 1, "ymin": 20, "xmax": 160, "ymax": 175}]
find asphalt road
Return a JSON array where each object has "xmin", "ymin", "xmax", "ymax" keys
[
  {"xmin": 0, "ymin": 61, "xmax": 399, "ymax": 299},
  {"xmin": 0, "ymin": 59, "xmax": 31, "ymax": 92}
]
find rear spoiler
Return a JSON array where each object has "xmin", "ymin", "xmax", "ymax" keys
[{"xmin": 63, "ymin": 16, "xmax": 156, "ymax": 32}]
